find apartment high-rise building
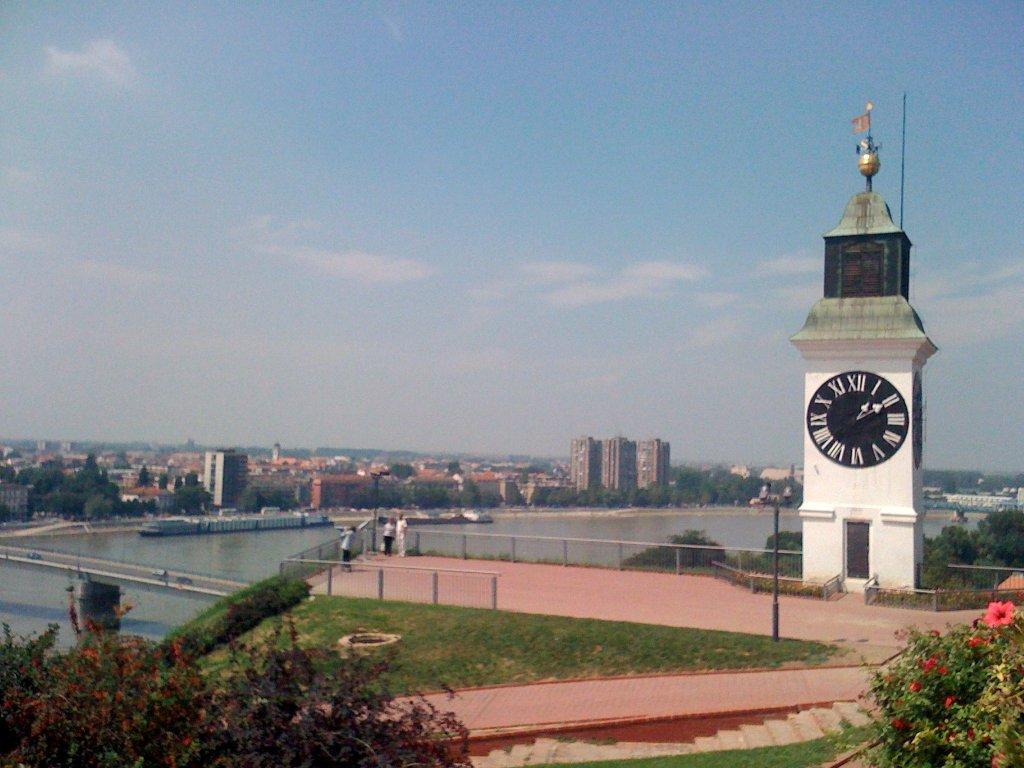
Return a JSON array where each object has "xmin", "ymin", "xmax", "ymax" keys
[
  {"xmin": 203, "ymin": 449, "xmax": 248, "ymax": 508},
  {"xmin": 601, "ymin": 437, "xmax": 637, "ymax": 491},
  {"xmin": 569, "ymin": 437, "xmax": 602, "ymax": 491},
  {"xmin": 637, "ymin": 439, "xmax": 671, "ymax": 488}
]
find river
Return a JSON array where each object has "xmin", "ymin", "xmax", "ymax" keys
[{"xmin": 0, "ymin": 507, "xmax": 975, "ymax": 644}]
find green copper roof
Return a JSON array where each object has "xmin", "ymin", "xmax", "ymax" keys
[
  {"xmin": 791, "ymin": 296, "xmax": 933, "ymax": 343},
  {"xmin": 824, "ymin": 191, "xmax": 903, "ymax": 237}
]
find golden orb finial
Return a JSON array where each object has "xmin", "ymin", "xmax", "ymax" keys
[{"xmin": 858, "ymin": 151, "xmax": 880, "ymax": 179}]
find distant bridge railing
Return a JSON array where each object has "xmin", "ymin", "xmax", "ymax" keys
[{"xmin": 406, "ymin": 529, "xmax": 803, "ymax": 579}]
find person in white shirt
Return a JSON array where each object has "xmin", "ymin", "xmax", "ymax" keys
[
  {"xmin": 382, "ymin": 517, "xmax": 396, "ymax": 556},
  {"xmin": 340, "ymin": 526, "xmax": 354, "ymax": 571},
  {"xmin": 396, "ymin": 513, "xmax": 408, "ymax": 556}
]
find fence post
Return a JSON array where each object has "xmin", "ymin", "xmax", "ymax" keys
[
  {"xmin": 491, "ymin": 576, "xmax": 497, "ymax": 609},
  {"xmin": 675, "ymin": 548, "xmax": 681, "ymax": 575},
  {"xmin": 617, "ymin": 542, "xmax": 623, "ymax": 571},
  {"xmin": 377, "ymin": 569, "xmax": 384, "ymax": 600},
  {"xmin": 327, "ymin": 566, "xmax": 333, "ymax": 596},
  {"xmin": 462, "ymin": 535, "xmax": 467, "ymax": 560},
  {"xmin": 432, "ymin": 571, "xmax": 439, "ymax": 604},
  {"xmin": 932, "ymin": 591, "xmax": 939, "ymax": 612},
  {"xmin": 415, "ymin": 532, "xmax": 421, "ymax": 552},
  {"xmin": 562, "ymin": 539, "xmax": 568, "ymax": 567},
  {"xmin": 511, "ymin": 537, "xmax": 516, "ymax": 563}
]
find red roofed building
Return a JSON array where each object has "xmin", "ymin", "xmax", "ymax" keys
[{"xmin": 311, "ymin": 474, "xmax": 371, "ymax": 509}]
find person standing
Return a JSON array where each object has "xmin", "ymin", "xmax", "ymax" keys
[
  {"xmin": 340, "ymin": 526, "xmax": 354, "ymax": 571},
  {"xmin": 396, "ymin": 513, "xmax": 408, "ymax": 557},
  {"xmin": 382, "ymin": 516, "xmax": 396, "ymax": 556}
]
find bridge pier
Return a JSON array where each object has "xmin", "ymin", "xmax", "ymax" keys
[{"xmin": 75, "ymin": 579, "xmax": 121, "ymax": 631}]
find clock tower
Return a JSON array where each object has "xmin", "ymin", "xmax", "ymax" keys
[{"xmin": 791, "ymin": 114, "xmax": 936, "ymax": 590}]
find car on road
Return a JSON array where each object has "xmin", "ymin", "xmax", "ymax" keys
[
  {"xmin": 174, "ymin": 576, "xmax": 193, "ymax": 586},
  {"xmin": 151, "ymin": 569, "xmax": 169, "ymax": 579},
  {"xmin": 27, "ymin": 551, "xmax": 43, "ymax": 560}
]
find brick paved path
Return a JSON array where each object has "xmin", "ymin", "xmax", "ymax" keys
[
  {"xmin": 398, "ymin": 555, "xmax": 978, "ymax": 652},
  {"xmin": 423, "ymin": 666, "xmax": 871, "ymax": 732}
]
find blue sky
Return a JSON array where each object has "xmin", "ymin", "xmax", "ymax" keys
[{"xmin": 1, "ymin": 3, "xmax": 1021, "ymax": 470}]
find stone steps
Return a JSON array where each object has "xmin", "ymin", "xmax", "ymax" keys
[{"xmin": 471, "ymin": 701, "xmax": 872, "ymax": 767}]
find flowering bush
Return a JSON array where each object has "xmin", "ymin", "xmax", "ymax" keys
[
  {"xmin": 871, "ymin": 601, "xmax": 1024, "ymax": 767},
  {"xmin": 1, "ymin": 619, "xmax": 468, "ymax": 767}
]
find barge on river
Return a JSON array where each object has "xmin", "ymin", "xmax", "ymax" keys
[{"xmin": 140, "ymin": 512, "xmax": 332, "ymax": 537}]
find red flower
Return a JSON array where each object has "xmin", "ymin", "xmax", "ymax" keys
[
  {"xmin": 891, "ymin": 717, "xmax": 909, "ymax": 730},
  {"xmin": 967, "ymin": 728, "xmax": 975, "ymax": 740},
  {"xmin": 921, "ymin": 656, "xmax": 938, "ymax": 672},
  {"xmin": 968, "ymin": 636, "xmax": 987, "ymax": 648},
  {"xmin": 938, "ymin": 666, "xmax": 948, "ymax": 675},
  {"xmin": 909, "ymin": 681, "xmax": 922, "ymax": 692},
  {"xmin": 983, "ymin": 601, "xmax": 1015, "ymax": 628},
  {"xmin": 944, "ymin": 695, "xmax": 956, "ymax": 708}
]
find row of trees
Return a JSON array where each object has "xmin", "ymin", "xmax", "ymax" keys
[
  {"xmin": 10, "ymin": 456, "xmax": 154, "ymax": 520},
  {"xmin": 921, "ymin": 509, "xmax": 1024, "ymax": 588},
  {"xmin": 530, "ymin": 468, "xmax": 801, "ymax": 509}
]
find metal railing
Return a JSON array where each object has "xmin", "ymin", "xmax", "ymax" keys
[
  {"xmin": 710, "ymin": 561, "xmax": 838, "ymax": 599},
  {"xmin": 408, "ymin": 529, "xmax": 803, "ymax": 578},
  {"xmin": 281, "ymin": 559, "xmax": 499, "ymax": 610},
  {"xmin": 944, "ymin": 563, "xmax": 1024, "ymax": 591}
]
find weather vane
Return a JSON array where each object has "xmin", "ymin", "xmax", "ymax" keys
[{"xmin": 852, "ymin": 101, "xmax": 880, "ymax": 191}]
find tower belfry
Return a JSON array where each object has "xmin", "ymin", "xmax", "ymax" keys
[{"xmin": 791, "ymin": 105, "xmax": 936, "ymax": 590}]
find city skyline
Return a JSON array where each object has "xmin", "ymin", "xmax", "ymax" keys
[{"xmin": 2, "ymin": 4, "xmax": 1022, "ymax": 471}]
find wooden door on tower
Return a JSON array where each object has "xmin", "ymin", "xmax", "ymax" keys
[{"xmin": 846, "ymin": 521, "xmax": 870, "ymax": 579}]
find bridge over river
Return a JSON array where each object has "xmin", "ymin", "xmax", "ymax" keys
[{"xmin": 0, "ymin": 543, "xmax": 247, "ymax": 628}]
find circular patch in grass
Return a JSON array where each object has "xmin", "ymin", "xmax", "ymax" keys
[{"xmin": 338, "ymin": 632, "xmax": 401, "ymax": 650}]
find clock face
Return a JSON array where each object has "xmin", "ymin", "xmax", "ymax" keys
[
  {"xmin": 912, "ymin": 372, "xmax": 923, "ymax": 469},
  {"xmin": 806, "ymin": 371, "xmax": 909, "ymax": 468}
]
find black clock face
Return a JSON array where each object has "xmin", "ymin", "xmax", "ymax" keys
[
  {"xmin": 806, "ymin": 371, "xmax": 909, "ymax": 468},
  {"xmin": 912, "ymin": 372, "xmax": 923, "ymax": 469}
]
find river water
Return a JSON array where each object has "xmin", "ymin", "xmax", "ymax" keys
[{"xmin": 0, "ymin": 507, "xmax": 974, "ymax": 644}]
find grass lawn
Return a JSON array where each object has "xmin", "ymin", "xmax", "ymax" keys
[
  {"xmin": 549, "ymin": 726, "xmax": 872, "ymax": 768},
  {"xmin": 203, "ymin": 595, "xmax": 837, "ymax": 693}
]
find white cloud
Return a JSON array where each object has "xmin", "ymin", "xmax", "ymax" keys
[
  {"xmin": 622, "ymin": 261, "xmax": 705, "ymax": 281},
  {"xmin": 2, "ymin": 167, "xmax": 36, "ymax": 187},
  {"xmin": 542, "ymin": 259, "xmax": 704, "ymax": 308},
  {"xmin": 243, "ymin": 217, "xmax": 431, "ymax": 284},
  {"xmin": 70, "ymin": 259, "xmax": 166, "ymax": 285},
  {"xmin": 519, "ymin": 260, "xmax": 596, "ymax": 283},
  {"xmin": 757, "ymin": 252, "xmax": 819, "ymax": 276},
  {"xmin": 45, "ymin": 39, "xmax": 137, "ymax": 89},
  {"xmin": 0, "ymin": 226, "xmax": 53, "ymax": 254},
  {"xmin": 284, "ymin": 247, "xmax": 431, "ymax": 283},
  {"xmin": 914, "ymin": 259, "xmax": 1024, "ymax": 345},
  {"xmin": 695, "ymin": 291, "xmax": 739, "ymax": 308}
]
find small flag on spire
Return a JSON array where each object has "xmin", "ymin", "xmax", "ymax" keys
[{"xmin": 852, "ymin": 112, "xmax": 870, "ymax": 133}]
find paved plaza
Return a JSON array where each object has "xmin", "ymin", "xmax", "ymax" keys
[{"xmin": 372, "ymin": 554, "xmax": 979, "ymax": 653}]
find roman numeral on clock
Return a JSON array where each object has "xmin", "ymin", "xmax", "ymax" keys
[
  {"xmin": 809, "ymin": 412, "xmax": 828, "ymax": 427},
  {"xmin": 882, "ymin": 430, "xmax": 902, "ymax": 447},
  {"xmin": 812, "ymin": 427, "xmax": 832, "ymax": 447},
  {"xmin": 881, "ymin": 393, "xmax": 901, "ymax": 408},
  {"xmin": 887, "ymin": 413, "xmax": 906, "ymax": 426},
  {"xmin": 845, "ymin": 373, "xmax": 866, "ymax": 392},
  {"xmin": 872, "ymin": 443, "xmax": 886, "ymax": 460},
  {"xmin": 826, "ymin": 441, "xmax": 845, "ymax": 462},
  {"xmin": 827, "ymin": 379, "xmax": 846, "ymax": 397},
  {"xmin": 851, "ymin": 447, "xmax": 864, "ymax": 465}
]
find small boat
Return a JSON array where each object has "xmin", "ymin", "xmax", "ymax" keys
[{"xmin": 462, "ymin": 510, "xmax": 494, "ymax": 523}]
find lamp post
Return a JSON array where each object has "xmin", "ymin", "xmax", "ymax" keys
[
  {"xmin": 759, "ymin": 481, "xmax": 793, "ymax": 642},
  {"xmin": 370, "ymin": 468, "xmax": 391, "ymax": 555}
]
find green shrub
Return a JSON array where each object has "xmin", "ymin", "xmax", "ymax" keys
[
  {"xmin": 870, "ymin": 601, "xmax": 1023, "ymax": 767},
  {"xmin": 623, "ymin": 530, "xmax": 724, "ymax": 573},
  {"xmin": 167, "ymin": 576, "xmax": 310, "ymax": 657}
]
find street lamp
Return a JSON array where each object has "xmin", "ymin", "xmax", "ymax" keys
[
  {"xmin": 370, "ymin": 468, "xmax": 390, "ymax": 554},
  {"xmin": 760, "ymin": 481, "xmax": 793, "ymax": 642}
]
